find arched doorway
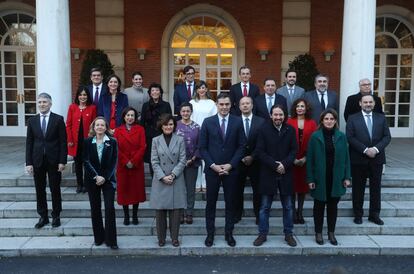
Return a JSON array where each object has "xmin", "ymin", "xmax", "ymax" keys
[
  {"xmin": 0, "ymin": 11, "xmax": 36, "ymax": 136},
  {"xmin": 170, "ymin": 15, "xmax": 236, "ymax": 101},
  {"xmin": 375, "ymin": 15, "xmax": 414, "ymax": 137}
]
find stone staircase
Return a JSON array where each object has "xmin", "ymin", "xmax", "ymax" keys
[{"xmin": 1, "ymin": 166, "xmax": 414, "ymax": 257}]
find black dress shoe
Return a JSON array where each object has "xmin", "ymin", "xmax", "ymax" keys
[
  {"xmin": 110, "ymin": 245, "xmax": 119, "ymax": 250},
  {"xmin": 328, "ymin": 232, "xmax": 338, "ymax": 246},
  {"xmin": 95, "ymin": 240, "xmax": 104, "ymax": 246},
  {"xmin": 34, "ymin": 217, "xmax": 49, "ymax": 229},
  {"xmin": 81, "ymin": 186, "xmax": 87, "ymax": 193},
  {"xmin": 315, "ymin": 233, "xmax": 324, "ymax": 245},
  {"xmin": 225, "ymin": 233, "xmax": 236, "ymax": 247},
  {"xmin": 76, "ymin": 185, "xmax": 82, "ymax": 193},
  {"xmin": 51, "ymin": 217, "xmax": 61, "ymax": 228},
  {"xmin": 205, "ymin": 234, "xmax": 214, "ymax": 247},
  {"xmin": 354, "ymin": 217, "xmax": 363, "ymax": 224},
  {"xmin": 368, "ymin": 216, "xmax": 384, "ymax": 225}
]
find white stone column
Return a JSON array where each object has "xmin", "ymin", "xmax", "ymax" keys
[
  {"xmin": 36, "ymin": 0, "xmax": 71, "ymax": 117},
  {"xmin": 339, "ymin": 0, "xmax": 376, "ymax": 128}
]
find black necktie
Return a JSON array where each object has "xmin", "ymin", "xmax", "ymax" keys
[{"xmin": 320, "ymin": 93, "xmax": 326, "ymax": 110}]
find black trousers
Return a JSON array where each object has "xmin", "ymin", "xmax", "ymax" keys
[
  {"xmin": 87, "ymin": 181, "xmax": 117, "ymax": 246},
  {"xmin": 205, "ymin": 172, "xmax": 237, "ymax": 235},
  {"xmin": 313, "ymin": 197, "xmax": 340, "ymax": 233},
  {"xmin": 352, "ymin": 163, "xmax": 383, "ymax": 218},
  {"xmin": 33, "ymin": 158, "xmax": 62, "ymax": 219},
  {"xmin": 235, "ymin": 163, "xmax": 260, "ymax": 220}
]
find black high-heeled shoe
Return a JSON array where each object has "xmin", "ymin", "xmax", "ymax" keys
[
  {"xmin": 328, "ymin": 232, "xmax": 338, "ymax": 246},
  {"xmin": 315, "ymin": 233, "xmax": 324, "ymax": 245}
]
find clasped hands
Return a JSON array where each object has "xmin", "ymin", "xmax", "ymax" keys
[
  {"xmin": 365, "ymin": 147, "xmax": 378, "ymax": 158},
  {"xmin": 162, "ymin": 174, "xmax": 175, "ymax": 185},
  {"xmin": 211, "ymin": 163, "xmax": 232, "ymax": 176},
  {"xmin": 95, "ymin": 175, "xmax": 105, "ymax": 186}
]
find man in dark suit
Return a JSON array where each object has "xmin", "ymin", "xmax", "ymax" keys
[
  {"xmin": 343, "ymin": 78, "xmax": 383, "ymax": 122},
  {"xmin": 276, "ymin": 70, "xmax": 305, "ymax": 116},
  {"xmin": 173, "ymin": 65, "xmax": 196, "ymax": 115},
  {"xmin": 25, "ymin": 93, "xmax": 67, "ymax": 229},
  {"xmin": 254, "ymin": 77, "xmax": 288, "ymax": 119},
  {"xmin": 303, "ymin": 74, "xmax": 338, "ymax": 123},
  {"xmin": 234, "ymin": 96, "xmax": 265, "ymax": 224},
  {"xmin": 346, "ymin": 94, "xmax": 391, "ymax": 225},
  {"xmin": 87, "ymin": 67, "xmax": 108, "ymax": 113},
  {"xmin": 199, "ymin": 92, "xmax": 246, "ymax": 247},
  {"xmin": 229, "ymin": 66, "xmax": 260, "ymax": 115},
  {"xmin": 253, "ymin": 105, "xmax": 297, "ymax": 247}
]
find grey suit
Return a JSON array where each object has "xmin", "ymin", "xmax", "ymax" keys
[
  {"xmin": 303, "ymin": 90, "xmax": 338, "ymax": 123},
  {"xmin": 150, "ymin": 133, "xmax": 187, "ymax": 243},
  {"xmin": 277, "ymin": 85, "xmax": 305, "ymax": 116}
]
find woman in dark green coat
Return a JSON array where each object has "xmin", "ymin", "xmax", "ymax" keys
[{"xmin": 306, "ymin": 109, "xmax": 351, "ymax": 246}]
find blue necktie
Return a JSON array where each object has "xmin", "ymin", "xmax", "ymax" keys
[
  {"xmin": 245, "ymin": 117, "xmax": 250, "ymax": 137},
  {"xmin": 41, "ymin": 115, "xmax": 47, "ymax": 136},
  {"xmin": 267, "ymin": 96, "xmax": 273, "ymax": 114},
  {"xmin": 366, "ymin": 114, "xmax": 372, "ymax": 139},
  {"xmin": 220, "ymin": 118, "xmax": 226, "ymax": 138}
]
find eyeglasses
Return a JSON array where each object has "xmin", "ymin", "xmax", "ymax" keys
[{"xmin": 360, "ymin": 83, "xmax": 371, "ymax": 86}]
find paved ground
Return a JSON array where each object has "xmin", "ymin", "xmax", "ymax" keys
[{"xmin": 1, "ymin": 255, "xmax": 414, "ymax": 274}]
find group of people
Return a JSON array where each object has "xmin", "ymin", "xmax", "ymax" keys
[{"xmin": 25, "ymin": 65, "xmax": 391, "ymax": 250}]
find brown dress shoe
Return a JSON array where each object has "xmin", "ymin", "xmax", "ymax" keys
[
  {"xmin": 253, "ymin": 234, "xmax": 267, "ymax": 246},
  {"xmin": 285, "ymin": 234, "xmax": 297, "ymax": 247},
  {"xmin": 158, "ymin": 239, "xmax": 166, "ymax": 247},
  {"xmin": 172, "ymin": 239, "xmax": 180, "ymax": 247}
]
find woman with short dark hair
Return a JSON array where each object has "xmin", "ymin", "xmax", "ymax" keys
[{"xmin": 150, "ymin": 113, "xmax": 187, "ymax": 247}]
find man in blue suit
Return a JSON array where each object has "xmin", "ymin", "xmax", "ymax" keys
[
  {"xmin": 229, "ymin": 66, "xmax": 260, "ymax": 115},
  {"xmin": 254, "ymin": 78, "xmax": 288, "ymax": 119},
  {"xmin": 173, "ymin": 65, "xmax": 196, "ymax": 115},
  {"xmin": 276, "ymin": 70, "xmax": 305, "ymax": 116},
  {"xmin": 199, "ymin": 92, "xmax": 246, "ymax": 247},
  {"xmin": 87, "ymin": 67, "xmax": 108, "ymax": 113},
  {"xmin": 346, "ymin": 94, "xmax": 391, "ymax": 226}
]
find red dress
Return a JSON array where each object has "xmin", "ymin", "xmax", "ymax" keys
[
  {"xmin": 110, "ymin": 101, "xmax": 116, "ymax": 130},
  {"xmin": 114, "ymin": 124, "xmax": 147, "ymax": 205},
  {"xmin": 287, "ymin": 118, "xmax": 317, "ymax": 193},
  {"xmin": 66, "ymin": 104, "xmax": 97, "ymax": 157}
]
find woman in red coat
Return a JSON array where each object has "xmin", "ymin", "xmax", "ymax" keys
[
  {"xmin": 66, "ymin": 86, "xmax": 97, "ymax": 193},
  {"xmin": 287, "ymin": 98, "xmax": 317, "ymax": 224},
  {"xmin": 114, "ymin": 107, "xmax": 146, "ymax": 225}
]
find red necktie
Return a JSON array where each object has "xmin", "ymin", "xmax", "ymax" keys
[
  {"xmin": 187, "ymin": 84, "xmax": 192, "ymax": 98},
  {"xmin": 243, "ymin": 84, "xmax": 247, "ymax": 97}
]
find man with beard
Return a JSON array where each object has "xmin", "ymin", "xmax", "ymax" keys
[
  {"xmin": 303, "ymin": 74, "xmax": 338, "ymax": 123},
  {"xmin": 346, "ymin": 94, "xmax": 391, "ymax": 225},
  {"xmin": 253, "ymin": 105, "xmax": 297, "ymax": 247},
  {"xmin": 277, "ymin": 70, "xmax": 305, "ymax": 116}
]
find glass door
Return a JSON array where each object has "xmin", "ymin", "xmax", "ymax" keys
[{"xmin": 0, "ymin": 48, "xmax": 36, "ymax": 136}]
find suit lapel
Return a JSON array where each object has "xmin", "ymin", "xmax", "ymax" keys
[
  {"xmin": 358, "ymin": 112, "xmax": 371, "ymax": 140},
  {"xmin": 159, "ymin": 136, "xmax": 175, "ymax": 162},
  {"xmin": 44, "ymin": 113, "xmax": 54, "ymax": 138}
]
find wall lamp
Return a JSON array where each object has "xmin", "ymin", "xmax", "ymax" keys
[
  {"xmin": 71, "ymin": 48, "xmax": 80, "ymax": 60},
  {"xmin": 324, "ymin": 50, "xmax": 335, "ymax": 62},
  {"xmin": 137, "ymin": 48, "xmax": 147, "ymax": 60},
  {"xmin": 258, "ymin": 49, "xmax": 269, "ymax": 61}
]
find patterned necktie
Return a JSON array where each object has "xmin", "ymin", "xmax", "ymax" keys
[
  {"xmin": 187, "ymin": 84, "xmax": 192, "ymax": 98},
  {"xmin": 366, "ymin": 114, "xmax": 372, "ymax": 139},
  {"xmin": 267, "ymin": 96, "xmax": 273, "ymax": 114},
  {"xmin": 41, "ymin": 115, "xmax": 47, "ymax": 136},
  {"xmin": 220, "ymin": 118, "xmax": 226, "ymax": 138},
  {"xmin": 245, "ymin": 117, "xmax": 250, "ymax": 137},
  {"xmin": 320, "ymin": 92, "xmax": 326, "ymax": 110},
  {"xmin": 243, "ymin": 84, "xmax": 248, "ymax": 97},
  {"xmin": 94, "ymin": 86, "xmax": 99, "ymax": 105}
]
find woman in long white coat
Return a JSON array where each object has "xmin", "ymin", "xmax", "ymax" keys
[{"xmin": 189, "ymin": 80, "xmax": 217, "ymax": 192}]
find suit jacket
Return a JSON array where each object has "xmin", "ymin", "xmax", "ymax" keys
[
  {"xmin": 199, "ymin": 114, "xmax": 246, "ymax": 175},
  {"xmin": 303, "ymin": 90, "xmax": 338, "ymax": 123},
  {"xmin": 276, "ymin": 85, "xmax": 305, "ymax": 116},
  {"xmin": 344, "ymin": 92, "xmax": 383, "ymax": 122},
  {"xmin": 253, "ymin": 93, "xmax": 288, "ymax": 119},
  {"xmin": 150, "ymin": 133, "xmax": 187, "ymax": 209},
  {"xmin": 88, "ymin": 84, "xmax": 108, "ymax": 112},
  {"xmin": 66, "ymin": 103, "xmax": 97, "ymax": 157},
  {"xmin": 240, "ymin": 115, "xmax": 265, "ymax": 173},
  {"xmin": 83, "ymin": 136, "xmax": 118, "ymax": 189},
  {"xmin": 256, "ymin": 121, "xmax": 297, "ymax": 195},
  {"xmin": 173, "ymin": 82, "xmax": 194, "ymax": 115},
  {"xmin": 346, "ymin": 112, "xmax": 391, "ymax": 165},
  {"xmin": 98, "ymin": 92, "xmax": 129, "ymax": 128},
  {"xmin": 26, "ymin": 112, "xmax": 68, "ymax": 168},
  {"xmin": 229, "ymin": 82, "xmax": 260, "ymax": 115}
]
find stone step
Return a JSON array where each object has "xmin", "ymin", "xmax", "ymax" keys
[
  {"xmin": 1, "ymin": 235, "xmax": 413, "ymax": 257},
  {"xmin": 1, "ymin": 186, "xmax": 414, "ymax": 202},
  {"xmin": 3, "ymin": 174, "xmax": 414, "ymax": 188},
  {"xmin": 0, "ymin": 217, "xmax": 413, "ymax": 237},
  {"xmin": 1, "ymin": 200, "xmax": 413, "ymax": 218}
]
